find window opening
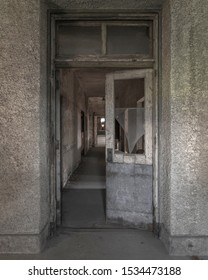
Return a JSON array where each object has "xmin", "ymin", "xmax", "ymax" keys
[
  {"xmin": 57, "ymin": 25, "xmax": 102, "ymax": 56},
  {"xmin": 56, "ymin": 21, "xmax": 152, "ymax": 58},
  {"xmin": 107, "ymin": 25, "xmax": 150, "ymax": 55},
  {"xmin": 114, "ymin": 78, "xmax": 145, "ymax": 154}
]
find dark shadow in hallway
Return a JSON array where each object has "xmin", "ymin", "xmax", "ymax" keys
[{"xmin": 62, "ymin": 147, "xmax": 107, "ymax": 228}]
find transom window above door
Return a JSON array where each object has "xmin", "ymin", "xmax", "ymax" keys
[{"xmin": 56, "ymin": 21, "xmax": 153, "ymax": 59}]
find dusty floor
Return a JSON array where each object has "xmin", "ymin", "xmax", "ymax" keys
[
  {"xmin": 65, "ymin": 147, "xmax": 105, "ymax": 189},
  {"xmin": 0, "ymin": 147, "xmax": 194, "ymax": 260}
]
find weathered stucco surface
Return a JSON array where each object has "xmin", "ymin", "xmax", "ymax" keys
[
  {"xmin": 48, "ymin": 0, "xmax": 164, "ymax": 9},
  {"xmin": 161, "ymin": 0, "xmax": 208, "ymax": 256},
  {"xmin": 0, "ymin": 0, "xmax": 207, "ymax": 257},
  {"xmin": 0, "ymin": 0, "xmax": 49, "ymax": 253},
  {"xmin": 160, "ymin": 0, "xmax": 171, "ymax": 246}
]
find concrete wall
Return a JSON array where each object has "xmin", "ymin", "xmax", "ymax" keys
[
  {"xmin": 60, "ymin": 69, "xmax": 76, "ymax": 187},
  {"xmin": 107, "ymin": 163, "xmax": 153, "ymax": 228},
  {"xmin": 1, "ymin": 0, "xmax": 207, "ymax": 257},
  {"xmin": 161, "ymin": 0, "xmax": 208, "ymax": 256},
  {"xmin": 74, "ymin": 74, "xmax": 88, "ymax": 160},
  {"xmin": 159, "ymin": 0, "xmax": 171, "ymax": 248},
  {"xmin": 48, "ymin": 0, "xmax": 164, "ymax": 9},
  {"xmin": 60, "ymin": 70, "xmax": 87, "ymax": 187},
  {"xmin": 0, "ymin": 0, "xmax": 49, "ymax": 253}
]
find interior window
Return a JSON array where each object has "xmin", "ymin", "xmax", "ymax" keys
[
  {"xmin": 57, "ymin": 25, "xmax": 102, "ymax": 56},
  {"xmin": 114, "ymin": 78, "xmax": 145, "ymax": 154},
  {"xmin": 107, "ymin": 25, "xmax": 151, "ymax": 56}
]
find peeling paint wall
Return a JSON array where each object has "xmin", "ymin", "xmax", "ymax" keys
[{"xmin": 60, "ymin": 70, "xmax": 87, "ymax": 187}]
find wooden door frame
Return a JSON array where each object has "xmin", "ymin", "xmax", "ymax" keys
[{"xmin": 48, "ymin": 10, "xmax": 160, "ymax": 232}]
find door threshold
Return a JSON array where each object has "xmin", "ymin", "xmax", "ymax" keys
[{"xmin": 58, "ymin": 226, "xmax": 149, "ymax": 233}]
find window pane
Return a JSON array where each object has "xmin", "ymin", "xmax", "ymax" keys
[
  {"xmin": 114, "ymin": 78, "xmax": 145, "ymax": 154},
  {"xmin": 107, "ymin": 26, "xmax": 150, "ymax": 56},
  {"xmin": 57, "ymin": 25, "xmax": 102, "ymax": 56}
]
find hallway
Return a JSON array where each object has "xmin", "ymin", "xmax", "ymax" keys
[
  {"xmin": 65, "ymin": 147, "xmax": 105, "ymax": 190},
  {"xmin": 62, "ymin": 147, "xmax": 107, "ymax": 228}
]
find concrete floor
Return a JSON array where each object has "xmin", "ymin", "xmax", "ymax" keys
[
  {"xmin": 62, "ymin": 189, "xmax": 107, "ymax": 228},
  {"xmin": 62, "ymin": 147, "xmax": 116, "ymax": 228},
  {"xmin": 0, "ymin": 229, "xmax": 192, "ymax": 260},
  {"xmin": 65, "ymin": 147, "xmax": 105, "ymax": 189},
  {"xmin": 0, "ymin": 147, "xmax": 193, "ymax": 259}
]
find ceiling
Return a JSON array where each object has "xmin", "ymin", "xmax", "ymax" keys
[
  {"xmin": 74, "ymin": 68, "xmax": 139, "ymax": 98},
  {"xmin": 74, "ymin": 69, "xmax": 109, "ymax": 97}
]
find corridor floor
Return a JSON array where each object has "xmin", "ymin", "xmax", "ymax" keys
[
  {"xmin": 62, "ymin": 147, "xmax": 107, "ymax": 228},
  {"xmin": 65, "ymin": 147, "xmax": 106, "ymax": 189},
  {"xmin": 0, "ymin": 229, "xmax": 192, "ymax": 260},
  {"xmin": 0, "ymin": 147, "xmax": 193, "ymax": 260}
]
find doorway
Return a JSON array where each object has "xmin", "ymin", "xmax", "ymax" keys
[
  {"xmin": 50, "ymin": 13, "xmax": 159, "ymax": 231},
  {"xmin": 58, "ymin": 68, "xmax": 107, "ymax": 228}
]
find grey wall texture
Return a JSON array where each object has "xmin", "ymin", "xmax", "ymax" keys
[
  {"xmin": 160, "ymin": 0, "xmax": 171, "ymax": 246},
  {"xmin": 48, "ymin": 0, "xmax": 164, "ymax": 9},
  {"xmin": 60, "ymin": 69, "xmax": 76, "ymax": 187},
  {"xmin": 0, "ymin": 0, "xmax": 207, "ymax": 257},
  {"xmin": 0, "ymin": 0, "xmax": 49, "ymax": 253},
  {"xmin": 60, "ymin": 69, "xmax": 87, "ymax": 187},
  {"xmin": 161, "ymin": 0, "xmax": 208, "ymax": 256},
  {"xmin": 106, "ymin": 163, "xmax": 153, "ymax": 228}
]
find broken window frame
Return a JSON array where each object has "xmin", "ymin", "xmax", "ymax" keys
[{"xmin": 105, "ymin": 69, "xmax": 153, "ymax": 165}]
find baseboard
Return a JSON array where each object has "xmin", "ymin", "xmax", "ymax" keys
[
  {"xmin": 160, "ymin": 224, "xmax": 208, "ymax": 256},
  {"xmin": 0, "ymin": 223, "xmax": 49, "ymax": 254}
]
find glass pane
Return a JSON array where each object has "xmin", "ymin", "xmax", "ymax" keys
[
  {"xmin": 107, "ymin": 25, "xmax": 150, "ymax": 55},
  {"xmin": 57, "ymin": 25, "xmax": 102, "ymax": 56},
  {"xmin": 114, "ymin": 78, "xmax": 145, "ymax": 154},
  {"xmin": 115, "ymin": 108, "xmax": 144, "ymax": 153}
]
